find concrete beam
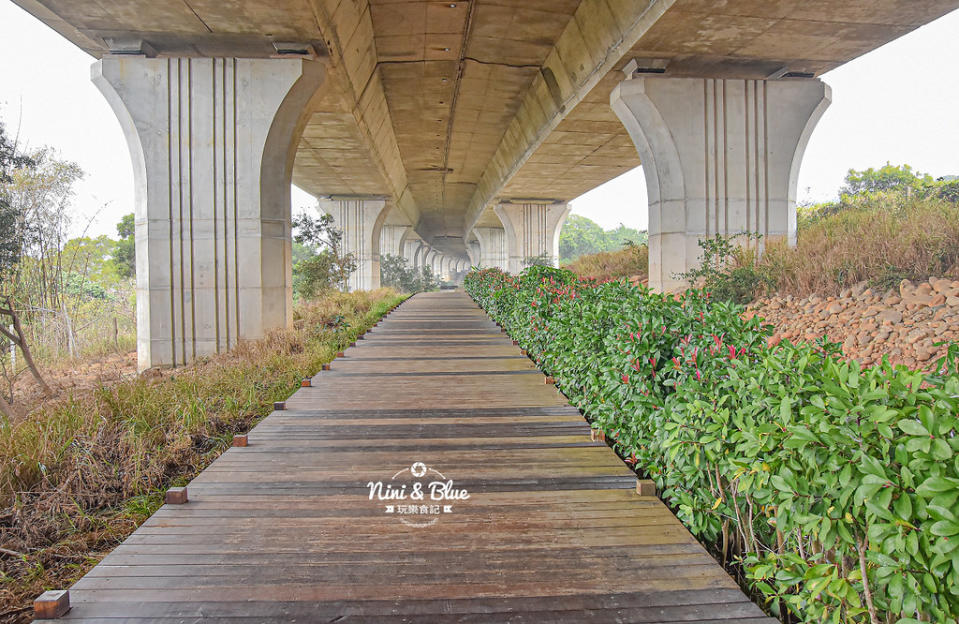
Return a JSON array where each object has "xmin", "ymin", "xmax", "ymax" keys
[
  {"xmin": 297, "ymin": 2, "xmax": 422, "ymax": 231},
  {"xmin": 611, "ymin": 75, "xmax": 830, "ymax": 292},
  {"xmin": 494, "ymin": 202, "xmax": 570, "ymax": 274},
  {"xmin": 462, "ymin": 0, "xmax": 676, "ymax": 235},
  {"xmin": 93, "ymin": 56, "xmax": 325, "ymax": 371}
]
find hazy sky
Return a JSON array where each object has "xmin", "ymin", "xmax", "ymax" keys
[{"xmin": 1, "ymin": 2, "xmax": 957, "ymax": 237}]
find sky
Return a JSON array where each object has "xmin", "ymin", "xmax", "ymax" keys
[{"xmin": 1, "ymin": 2, "xmax": 958, "ymax": 237}]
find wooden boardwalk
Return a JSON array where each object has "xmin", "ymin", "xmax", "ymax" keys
[{"xmin": 46, "ymin": 291, "xmax": 775, "ymax": 623}]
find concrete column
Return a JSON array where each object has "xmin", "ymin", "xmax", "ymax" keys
[
  {"xmin": 471, "ymin": 227, "xmax": 508, "ymax": 271},
  {"xmin": 493, "ymin": 202, "xmax": 570, "ymax": 273},
  {"xmin": 317, "ymin": 197, "xmax": 389, "ymax": 292},
  {"xmin": 93, "ymin": 56, "xmax": 325, "ymax": 370},
  {"xmin": 466, "ymin": 240, "xmax": 480, "ymax": 268},
  {"xmin": 611, "ymin": 76, "xmax": 830, "ymax": 292},
  {"xmin": 379, "ymin": 224, "xmax": 411, "ymax": 260},
  {"xmin": 401, "ymin": 238, "xmax": 420, "ymax": 267},
  {"xmin": 412, "ymin": 243, "xmax": 427, "ymax": 268}
]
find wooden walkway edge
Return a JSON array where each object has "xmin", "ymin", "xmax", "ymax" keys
[{"xmin": 41, "ymin": 291, "xmax": 776, "ymax": 623}]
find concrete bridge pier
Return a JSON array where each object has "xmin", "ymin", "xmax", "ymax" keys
[
  {"xmin": 471, "ymin": 227, "xmax": 508, "ymax": 271},
  {"xmin": 611, "ymin": 75, "xmax": 831, "ymax": 292},
  {"xmin": 466, "ymin": 240, "xmax": 480, "ymax": 269},
  {"xmin": 494, "ymin": 201, "xmax": 570, "ymax": 273},
  {"xmin": 92, "ymin": 56, "xmax": 325, "ymax": 371},
  {"xmin": 401, "ymin": 238, "xmax": 420, "ymax": 268},
  {"xmin": 379, "ymin": 224, "xmax": 411, "ymax": 261},
  {"xmin": 413, "ymin": 243, "xmax": 429, "ymax": 269},
  {"xmin": 317, "ymin": 197, "xmax": 389, "ymax": 292}
]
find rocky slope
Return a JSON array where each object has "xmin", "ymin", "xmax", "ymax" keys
[{"xmin": 746, "ymin": 277, "xmax": 959, "ymax": 371}]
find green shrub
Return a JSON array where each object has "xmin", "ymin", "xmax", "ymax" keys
[
  {"xmin": 677, "ymin": 234, "xmax": 772, "ymax": 304},
  {"xmin": 466, "ymin": 266, "xmax": 959, "ymax": 624}
]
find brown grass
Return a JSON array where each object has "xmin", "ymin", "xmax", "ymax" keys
[
  {"xmin": 0, "ymin": 289, "xmax": 404, "ymax": 622},
  {"xmin": 760, "ymin": 195, "xmax": 959, "ymax": 298},
  {"xmin": 563, "ymin": 245, "xmax": 649, "ymax": 281}
]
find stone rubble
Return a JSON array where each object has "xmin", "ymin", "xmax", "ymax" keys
[{"xmin": 745, "ymin": 277, "xmax": 959, "ymax": 371}]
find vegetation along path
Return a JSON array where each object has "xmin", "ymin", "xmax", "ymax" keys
[{"xmin": 41, "ymin": 291, "xmax": 772, "ymax": 623}]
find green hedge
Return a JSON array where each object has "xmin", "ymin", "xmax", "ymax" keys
[{"xmin": 465, "ymin": 266, "xmax": 959, "ymax": 624}]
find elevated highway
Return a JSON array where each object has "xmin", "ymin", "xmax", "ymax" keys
[{"xmin": 12, "ymin": 0, "xmax": 958, "ymax": 368}]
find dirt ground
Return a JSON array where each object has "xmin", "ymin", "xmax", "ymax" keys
[{"xmin": 5, "ymin": 350, "xmax": 138, "ymax": 418}]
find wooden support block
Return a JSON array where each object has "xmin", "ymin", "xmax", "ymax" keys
[
  {"xmin": 520, "ymin": 349, "xmax": 527, "ymax": 356},
  {"xmin": 274, "ymin": 401, "xmax": 285, "ymax": 411},
  {"xmin": 301, "ymin": 378, "xmax": 311, "ymax": 387},
  {"xmin": 544, "ymin": 376, "xmax": 555, "ymax": 385},
  {"xmin": 165, "ymin": 487, "xmax": 188, "ymax": 504},
  {"xmin": 321, "ymin": 363, "xmax": 331, "ymax": 371},
  {"xmin": 34, "ymin": 590, "xmax": 70, "ymax": 619},
  {"xmin": 232, "ymin": 434, "xmax": 248, "ymax": 447},
  {"xmin": 336, "ymin": 351, "xmax": 345, "ymax": 357},
  {"xmin": 636, "ymin": 479, "xmax": 657, "ymax": 496}
]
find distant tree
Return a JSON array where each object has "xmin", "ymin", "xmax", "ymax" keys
[
  {"xmin": 606, "ymin": 224, "xmax": 647, "ymax": 249},
  {"xmin": 841, "ymin": 163, "xmax": 933, "ymax": 196},
  {"xmin": 559, "ymin": 215, "xmax": 606, "ymax": 261},
  {"xmin": 380, "ymin": 254, "xmax": 439, "ymax": 293},
  {"xmin": 559, "ymin": 214, "xmax": 648, "ymax": 262},
  {"xmin": 0, "ymin": 122, "xmax": 33, "ymax": 277},
  {"xmin": 113, "ymin": 213, "xmax": 135, "ymax": 278},
  {"xmin": 291, "ymin": 212, "xmax": 356, "ymax": 296}
]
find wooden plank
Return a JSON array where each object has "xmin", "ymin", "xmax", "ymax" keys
[{"xmin": 53, "ymin": 291, "xmax": 769, "ymax": 623}]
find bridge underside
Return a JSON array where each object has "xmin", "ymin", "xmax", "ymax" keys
[{"xmin": 14, "ymin": 0, "xmax": 958, "ymax": 369}]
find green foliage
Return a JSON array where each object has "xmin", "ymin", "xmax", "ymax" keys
[
  {"xmin": 841, "ymin": 163, "xmax": 933, "ymax": 196},
  {"xmin": 466, "ymin": 266, "xmax": 959, "ymax": 624},
  {"xmin": 0, "ymin": 122, "xmax": 34, "ymax": 276},
  {"xmin": 112, "ymin": 213, "xmax": 135, "ymax": 279},
  {"xmin": 559, "ymin": 214, "xmax": 647, "ymax": 262},
  {"xmin": 677, "ymin": 234, "xmax": 772, "ymax": 304},
  {"xmin": 292, "ymin": 212, "xmax": 356, "ymax": 296},
  {"xmin": 293, "ymin": 251, "xmax": 357, "ymax": 299},
  {"xmin": 380, "ymin": 253, "xmax": 439, "ymax": 293}
]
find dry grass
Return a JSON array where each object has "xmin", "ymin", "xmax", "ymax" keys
[
  {"xmin": 761, "ymin": 195, "xmax": 959, "ymax": 297},
  {"xmin": 563, "ymin": 245, "xmax": 649, "ymax": 281},
  {"xmin": 0, "ymin": 289, "xmax": 404, "ymax": 622}
]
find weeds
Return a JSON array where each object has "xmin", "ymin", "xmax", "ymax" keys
[
  {"xmin": 563, "ymin": 243, "xmax": 648, "ymax": 281},
  {"xmin": 0, "ymin": 288, "xmax": 404, "ymax": 622}
]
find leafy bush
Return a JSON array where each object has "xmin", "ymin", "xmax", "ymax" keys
[
  {"xmin": 523, "ymin": 252, "xmax": 554, "ymax": 268},
  {"xmin": 677, "ymin": 234, "xmax": 772, "ymax": 304},
  {"xmin": 466, "ymin": 266, "xmax": 959, "ymax": 624}
]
